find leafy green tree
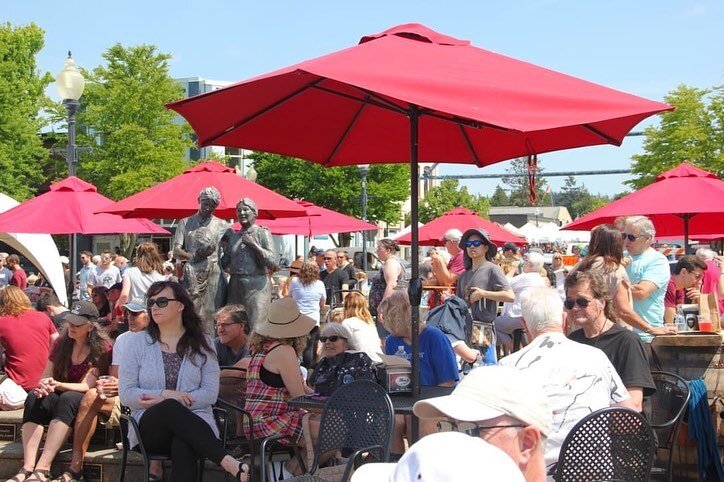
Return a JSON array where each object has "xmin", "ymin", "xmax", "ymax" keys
[
  {"xmin": 0, "ymin": 23, "xmax": 54, "ymax": 200},
  {"xmin": 78, "ymin": 44, "xmax": 191, "ymax": 199},
  {"xmin": 628, "ymin": 84, "xmax": 723, "ymax": 189},
  {"xmin": 502, "ymin": 157, "xmax": 549, "ymax": 206},
  {"xmin": 488, "ymin": 185, "xmax": 509, "ymax": 206},
  {"xmin": 249, "ymin": 152, "xmax": 409, "ymax": 225},
  {"xmin": 572, "ymin": 194, "xmax": 609, "ymax": 217},
  {"xmin": 418, "ymin": 179, "xmax": 490, "ymax": 223}
]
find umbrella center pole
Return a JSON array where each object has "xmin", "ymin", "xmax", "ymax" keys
[
  {"xmin": 408, "ymin": 105, "xmax": 421, "ymax": 398},
  {"xmin": 678, "ymin": 213, "xmax": 695, "ymax": 254}
]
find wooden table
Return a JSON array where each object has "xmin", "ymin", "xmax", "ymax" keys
[{"xmin": 288, "ymin": 385, "xmax": 454, "ymax": 416}]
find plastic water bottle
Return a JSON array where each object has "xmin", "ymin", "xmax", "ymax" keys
[
  {"xmin": 394, "ymin": 345, "xmax": 408, "ymax": 360},
  {"xmin": 675, "ymin": 305, "xmax": 686, "ymax": 332}
]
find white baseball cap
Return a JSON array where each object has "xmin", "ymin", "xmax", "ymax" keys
[
  {"xmin": 413, "ymin": 365, "xmax": 552, "ymax": 437},
  {"xmin": 351, "ymin": 432, "xmax": 524, "ymax": 482}
]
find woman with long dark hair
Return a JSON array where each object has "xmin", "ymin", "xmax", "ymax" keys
[
  {"xmin": 118, "ymin": 281, "xmax": 246, "ymax": 482},
  {"xmin": 12, "ymin": 301, "xmax": 111, "ymax": 482}
]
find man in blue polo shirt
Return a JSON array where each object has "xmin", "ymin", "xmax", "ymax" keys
[{"xmin": 624, "ymin": 216, "xmax": 677, "ymax": 343}]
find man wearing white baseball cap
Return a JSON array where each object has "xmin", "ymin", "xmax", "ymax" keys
[
  {"xmin": 411, "ymin": 365, "xmax": 551, "ymax": 482},
  {"xmin": 351, "ymin": 431, "xmax": 525, "ymax": 482}
]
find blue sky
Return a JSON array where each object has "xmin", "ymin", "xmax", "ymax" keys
[{"xmin": 4, "ymin": 0, "xmax": 723, "ymax": 197}]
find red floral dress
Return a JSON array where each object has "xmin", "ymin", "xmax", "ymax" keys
[{"xmin": 244, "ymin": 344, "xmax": 304, "ymax": 443}]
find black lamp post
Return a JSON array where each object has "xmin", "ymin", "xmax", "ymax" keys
[
  {"xmin": 358, "ymin": 164, "xmax": 369, "ymax": 272},
  {"xmin": 56, "ymin": 51, "xmax": 85, "ymax": 304}
]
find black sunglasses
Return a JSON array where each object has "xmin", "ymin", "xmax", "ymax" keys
[
  {"xmin": 621, "ymin": 232, "xmax": 642, "ymax": 242},
  {"xmin": 319, "ymin": 335, "xmax": 347, "ymax": 343},
  {"xmin": 147, "ymin": 297, "xmax": 179, "ymax": 309},
  {"xmin": 564, "ymin": 298, "xmax": 593, "ymax": 310},
  {"xmin": 465, "ymin": 239, "xmax": 485, "ymax": 248}
]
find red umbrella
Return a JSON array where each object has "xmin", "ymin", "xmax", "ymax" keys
[
  {"xmin": 234, "ymin": 200, "xmax": 377, "ymax": 237},
  {"xmin": 0, "ymin": 177, "xmax": 168, "ymax": 235},
  {"xmin": 167, "ymin": 22, "xmax": 672, "ymax": 396},
  {"xmin": 98, "ymin": 161, "xmax": 305, "ymax": 220},
  {"xmin": 395, "ymin": 207, "xmax": 526, "ymax": 247},
  {"xmin": 562, "ymin": 163, "xmax": 724, "ymax": 249}
]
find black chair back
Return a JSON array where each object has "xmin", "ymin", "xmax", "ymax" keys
[
  {"xmin": 311, "ymin": 380, "xmax": 395, "ymax": 474},
  {"xmin": 649, "ymin": 371, "xmax": 690, "ymax": 481},
  {"xmin": 555, "ymin": 407, "xmax": 654, "ymax": 482}
]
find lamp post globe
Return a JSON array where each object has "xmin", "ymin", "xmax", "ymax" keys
[{"xmin": 55, "ymin": 51, "xmax": 85, "ymax": 177}]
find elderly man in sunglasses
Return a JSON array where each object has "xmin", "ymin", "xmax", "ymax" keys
[
  {"xmin": 499, "ymin": 286, "xmax": 633, "ymax": 471},
  {"xmin": 622, "ymin": 216, "xmax": 676, "ymax": 343}
]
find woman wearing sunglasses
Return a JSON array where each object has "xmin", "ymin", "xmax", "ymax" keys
[
  {"xmin": 118, "ymin": 281, "xmax": 247, "ymax": 482},
  {"xmin": 455, "ymin": 228, "xmax": 514, "ymax": 333},
  {"xmin": 308, "ymin": 323, "xmax": 375, "ymax": 396}
]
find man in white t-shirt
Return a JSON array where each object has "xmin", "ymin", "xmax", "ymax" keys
[
  {"xmin": 90, "ymin": 251, "xmax": 122, "ymax": 289},
  {"xmin": 499, "ymin": 287, "xmax": 633, "ymax": 470},
  {"xmin": 495, "ymin": 252, "xmax": 547, "ymax": 351}
]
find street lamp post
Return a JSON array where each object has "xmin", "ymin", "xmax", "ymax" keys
[
  {"xmin": 534, "ymin": 207, "xmax": 541, "ymax": 227},
  {"xmin": 56, "ymin": 51, "xmax": 85, "ymax": 305},
  {"xmin": 358, "ymin": 164, "xmax": 369, "ymax": 272}
]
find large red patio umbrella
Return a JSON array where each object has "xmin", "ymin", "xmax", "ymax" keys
[
  {"xmin": 98, "ymin": 161, "xmax": 305, "ymax": 220},
  {"xmin": 395, "ymin": 207, "xmax": 526, "ymax": 247},
  {"xmin": 0, "ymin": 177, "xmax": 169, "ymax": 303},
  {"xmin": 0, "ymin": 177, "xmax": 168, "ymax": 235},
  {"xmin": 235, "ymin": 199, "xmax": 377, "ymax": 237},
  {"xmin": 562, "ymin": 163, "xmax": 724, "ymax": 250},
  {"xmin": 167, "ymin": 23, "xmax": 672, "ymax": 396}
]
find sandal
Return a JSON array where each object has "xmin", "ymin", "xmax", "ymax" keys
[
  {"xmin": 148, "ymin": 475, "xmax": 162, "ymax": 482},
  {"xmin": 235, "ymin": 463, "xmax": 250, "ymax": 482},
  {"xmin": 25, "ymin": 470, "xmax": 51, "ymax": 482},
  {"xmin": 52, "ymin": 469, "xmax": 84, "ymax": 482},
  {"xmin": 7, "ymin": 468, "xmax": 33, "ymax": 482}
]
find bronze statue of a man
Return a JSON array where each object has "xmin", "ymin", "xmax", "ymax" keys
[
  {"xmin": 220, "ymin": 198, "xmax": 276, "ymax": 330},
  {"xmin": 173, "ymin": 187, "xmax": 228, "ymax": 334}
]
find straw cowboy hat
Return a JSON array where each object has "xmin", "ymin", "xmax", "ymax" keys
[{"xmin": 255, "ymin": 297, "xmax": 316, "ymax": 339}]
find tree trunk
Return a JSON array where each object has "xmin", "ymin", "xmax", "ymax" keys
[{"xmin": 121, "ymin": 233, "xmax": 137, "ymax": 259}]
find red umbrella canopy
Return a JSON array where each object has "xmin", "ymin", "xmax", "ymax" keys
[
  {"xmin": 395, "ymin": 207, "xmax": 526, "ymax": 247},
  {"xmin": 563, "ymin": 163, "xmax": 724, "ymax": 237},
  {"xmin": 99, "ymin": 161, "xmax": 305, "ymax": 220},
  {"xmin": 236, "ymin": 200, "xmax": 377, "ymax": 237},
  {"xmin": 168, "ymin": 23, "xmax": 672, "ymax": 167},
  {"xmin": 0, "ymin": 177, "xmax": 168, "ymax": 235}
]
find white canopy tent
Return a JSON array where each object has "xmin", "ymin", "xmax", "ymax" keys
[
  {"xmin": 0, "ymin": 193, "xmax": 67, "ymax": 305},
  {"xmin": 518, "ymin": 221, "xmax": 590, "ymax": 244}
]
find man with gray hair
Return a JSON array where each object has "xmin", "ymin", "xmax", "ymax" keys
[
  {"xmin": 499, "ymin": 287, "xmax": 633, "ymax": 471},
  {"xmin": 430, "ymin": 228, "xmax": 465, "ymax": 287},
  {"xmin": 623, "ymin": 215, "xmax": 674, "ymax": 343},
  {"xmin": 173, "ymin": 186, "xmax": 229, "ymax": 333},
  {"xmin": 494, "ymin": 252, "xmax": 547, "ymax": 351}
]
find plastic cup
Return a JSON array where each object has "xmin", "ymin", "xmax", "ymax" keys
[
  {"xmin": 698, "ymin": 316, "xmax": 713, "ymax": 333},
  {"xmin": 98, "ymin": 375, "xmax": 111, "ymax": 400}
]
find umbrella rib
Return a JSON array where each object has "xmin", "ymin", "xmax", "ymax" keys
[
  {"xmin": 458, "ymin": 124, "xmax": 481, "ymax": 164},
  {"xmin": 203, "ymin": 77, "xmax": 324, "ymax": 146},
  {"xmin": 312, "ymin": 84, "xmax": 407, "ymax": 115},
  {"xmin": 582, "ymin": 123, "xmax": 621, "ymax": 146},
  {"xmin": 324, "ymin": 95, "xmax": 370, "ymax": 166}
]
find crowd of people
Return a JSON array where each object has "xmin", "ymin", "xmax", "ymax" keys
[{"xmin": 0, "ymin": 206, "xmax": 722, "ymax": 481}]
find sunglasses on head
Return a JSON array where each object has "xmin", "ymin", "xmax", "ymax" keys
[
  {"xmin": 564, "ymin": 297, "xmax": 593, "ymax": 310},
  {"xmin": 465, "ymin": 239, "xmax": 485, "ymax": 248},
  {"xmin": 319, "ymin": 335, "xmax": 346, "ymax": 343},
  {"xmin": 147, "ymin": 296, "xmax": 178, "ymax": 309}
]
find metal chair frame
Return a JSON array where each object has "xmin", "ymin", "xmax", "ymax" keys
[
  {"xmin": 260, "ymin": 380, "xmax": 395, "ymax": 482},
  {"xmin": 649, "ymin": 370, "xmax": 690, "ymax": 482},
  {"xmin": 554, "ymin": 407, "xmax": 655, "ymax": 482}
]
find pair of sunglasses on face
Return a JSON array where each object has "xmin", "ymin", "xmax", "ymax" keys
[
  {"xmin": 621, "ymin": 232, "xmax": 643, "ymax": 242},
  {"xmin": 464, "ymin": 239, "xmax": 486, "ymax": 248},
  {"xmin": 147, "ymin": 297, "xmax": 178, "ymax": 309},
  {"xmin": 564, "ymin": 297, "xmax": 595, "ymax": 310},
  {"xmin": 319, "ymin": 335, "xmax": 347, "ymax": 343}
]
